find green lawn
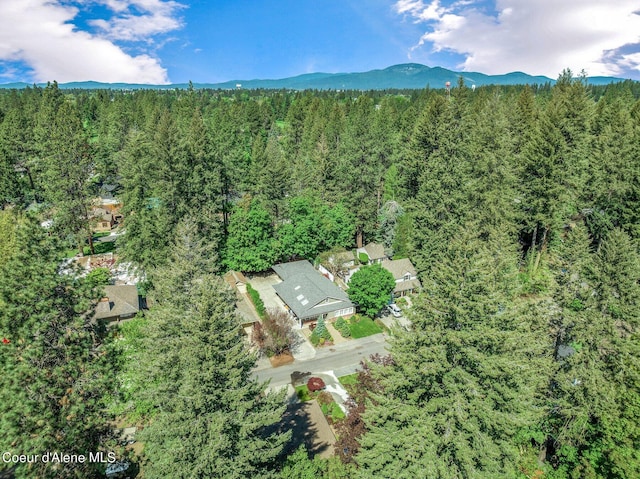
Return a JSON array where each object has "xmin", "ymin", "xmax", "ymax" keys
[
  {"xmin": 105, "ymin": 315, "xmax": 155, "ymax": 422},
  {"xmin": 338, "ymin": 373, "xmax": 358, "ymax": 386},
  {"xmin": 321, "ymin": 401, "xmax": 345, "ymax": 421},
  {"xmin": 349, "ymin": 315, "xmax": 383, "ymax": 338}
]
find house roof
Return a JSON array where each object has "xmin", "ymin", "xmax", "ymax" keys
[
  {"xmin": 272, "ymin": 261, "xmax": 353, "ymax": 320},
  {"xmin": 361, "ymin": 242, "xmax": 386, "ymax": 261},
  {"xmin": 94, "ymin": 285, "xmax": 140, "ymax": 320},
  {"xmin": 393, "ymin": 278, "xmax": 422, "ymax": 293},
  {"xmin": 91, "ymin": 207, "xmax": 113, "ymax": 220},
  {"xmin": 320, "ymin": 249, "xmax": 355, "ymax": 265},
  {"xmin": 381, "ymin": 258, "xmax": 417, "ymax": 280}
]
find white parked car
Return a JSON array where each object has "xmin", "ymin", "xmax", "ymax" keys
[{"xmin": 387, "ymin": 303, "xmax": 402, "ymax": 317}]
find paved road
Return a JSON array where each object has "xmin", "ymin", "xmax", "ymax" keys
[{"xmin": 253, "ymin": 333, "xmax": 390, "ymax": 388}]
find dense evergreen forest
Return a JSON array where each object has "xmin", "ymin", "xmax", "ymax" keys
[{"xmin": 1, "ymin": 72, "xmax": 639, "ymax": 478}]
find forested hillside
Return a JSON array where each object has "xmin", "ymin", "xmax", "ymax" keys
[{"xmin": 1, "ymin": 72, "xmax": 639, "ymax": 478}]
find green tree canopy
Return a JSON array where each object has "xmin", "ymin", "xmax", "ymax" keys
[
  {"xmin": 356, "ymin": 226, "xmax": 553, "ymax": 478},
  {"xmin": 224, "ymin": 197, "xmax": 277, "ymax": 273},
  {"xmin": 347, "ymin": 264, "xmax": 395, "ymax": 317},
  {"xmin": 0, "ymin": 218, "xmax": 110, "ymax": 479},
  {"xmin": 138, "ymin": 231, "xmax": 290, "ymax": 478}
]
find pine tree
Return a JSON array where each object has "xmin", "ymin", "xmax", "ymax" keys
[
  {"xmin": 356, "ymin": 226, "xmax": 552, "ymax": 478},
  {"xmin": 138, "ymin": 241, "xmax": 289, "ymax": 477},
  {"xmin": 546, "ymin": 227, "xmax": 640, "ymax": 478},
  {"xmin": 117, "ymin": 129, "xmax": 175, "ymax": 269},
  {"xmin": 339, "ymin": 96, "xmax": 384, "ymax": 246},
  {"xmin": 0, "ymin": 217, "xmax": 110, "ymax": 479},
  {"xmin": 224, "ymin": 197, "xmax": 277, "ymax": 272},
  {"xmin": 39, "ymin": 100, "xmax": 96, "ymax": 254}
]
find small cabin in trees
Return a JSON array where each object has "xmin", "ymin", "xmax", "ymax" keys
[
  {"xmin": 92, "ymin": 207, "xmax": 114, "ymax": 232},
  {"xmin": 94, "ymin": 285, "xmax": 141, "ymax": 323}
]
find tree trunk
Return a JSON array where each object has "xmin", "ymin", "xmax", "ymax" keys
[
  {"xmin": 533, "ymin": 227, "xmax": 548, "ymax": 273},
  {"xmin": 87, "ymin": 230, "xmax": 95, "ymax": 256},
  {"xmin": 528, "ymin": 224, "xmax": 538, "ymax": 272},
  {"xmin": 356, "ymin": 226, "xmax": 363, "ymax": 248}
]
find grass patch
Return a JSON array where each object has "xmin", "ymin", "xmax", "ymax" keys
[
  {"xmin": 321, "ymin": 401, "xmax": 345, "ymax": 421},
  {"xmin": 295, "ymin": 385, "xmax": 312, "ymax": 402},
  {"xmin": 338, "ymin": 373, "xmax": 358, "ymax": 386},
  {"xmin": 349, "ymin": 315, "xmax": 383, "ymax": 339}
]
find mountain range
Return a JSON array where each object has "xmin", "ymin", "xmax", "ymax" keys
[{"xmin": 0, "ymin": 64, "xmax": 630, "ymax": 90}]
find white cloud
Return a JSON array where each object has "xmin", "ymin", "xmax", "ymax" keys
[
  {"xmin": 0, "ymin": 0, "xmax": 183, "ymax": 83},
  {"xmin": 394, "ymin": 0, "xmax": 640, "ymax": 78},
  {"xmin": 620, "ymin": 52, "xmax": 640, "ymax": 72},
  {"xmin": 89, "ymin": 0, "xmax": 184, "ymax": 41},
  {"xmin": 395, "ymin": 0, "xmax": 444, "ymax": 21}
]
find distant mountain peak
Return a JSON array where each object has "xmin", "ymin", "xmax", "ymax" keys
[
  {"xmin": 0, "ymin": 64, "xmax": 629, "ymax": 90},
  {"xmin": 384, "ymin": 63, "xmax": 430, "ymax": 74}
]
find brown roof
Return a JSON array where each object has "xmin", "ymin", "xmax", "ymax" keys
[
  {"xmin": 381, "ymin": 258, "xmax": 417, "ymax": 280},
  {"xmin": 94, "ymin": 285, "xmax": 139, "ymax": 320},
  {"xmin": 363, "ymin": 243, "xmax": 386, "ymax": 261},
  {"xmin": 393, "ymin": 278, "xmax": 421, "ymax": 293},
  {"xmin": 91, "ymin": 207, "xmax": 113, "ymax": 222}
]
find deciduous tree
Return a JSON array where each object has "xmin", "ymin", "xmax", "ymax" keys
[{"xmin": 347, "ymin": 264, "xmax": 395, "ymax": 317}]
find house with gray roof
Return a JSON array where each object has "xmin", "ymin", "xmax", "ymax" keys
[
  {"xmin": 381, "ymin": 258, "xmax": 422, "ymax": 297},
  {"xmin": 273, "ymin": 260, "xmax": 354, "ymax": 327},
  {"xmin": 94, "ymin": 285, "xmax": 141, "ymax": 323}
]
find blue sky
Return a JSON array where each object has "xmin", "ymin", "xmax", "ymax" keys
[{"xmin": 0, "ymin": 1, "xmax": 639, "ymax": 84}]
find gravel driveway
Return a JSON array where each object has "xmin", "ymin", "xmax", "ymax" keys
[{"xmin": 247, "ymin": 273, "xmax": 287, "ymax": 312}]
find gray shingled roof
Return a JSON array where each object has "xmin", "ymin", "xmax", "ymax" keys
[
  {"xmin": 272, "ymin": 261, "xmax": 353, "ymax": 320},
  {"xmin": 381, "ymin": 258, "xmax": 417, "ymax": 280},
  {"xmin": 95, "ymin": 285, "xmax": 140, "ymax": 320}
]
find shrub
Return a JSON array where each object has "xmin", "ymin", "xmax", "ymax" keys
[
  {"xmin": 307, "ymin": 377, "xmax": 326, "ymax": 392},
  {"xmin": 335, "ymin": 317, "xmax": 351, "ymax": 338},
  {"xmin": 310, "ymin": 317, "xmax": 332, "ymax": 345},
  {"xmin": 296, "ymin": 385, "xmax": 312, "ymax": 401},
  {"xmin": 251, "ymin": 321, "xmax": 267, "ymax": 350},
  {"xmin": 86, "ymin": 267, "xmax": 111, "ymax": 288},
  {"xmin": 254, "ymin": 308, "xmax": 296, "ymax": 356},
  {"xmin": 246, "ymin": 283, "xmax": 267, "ymax": 319},
  {"xmin": 317, "ymin": 391, "xmax": 334, "ymax": 407},
  {"xmin": 395, "ymin": 296, "xmax": 408, "ymax": 308},
  {"xmin": 358, "ymin": 252, "xmax": 369, "ymax": 264}
]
